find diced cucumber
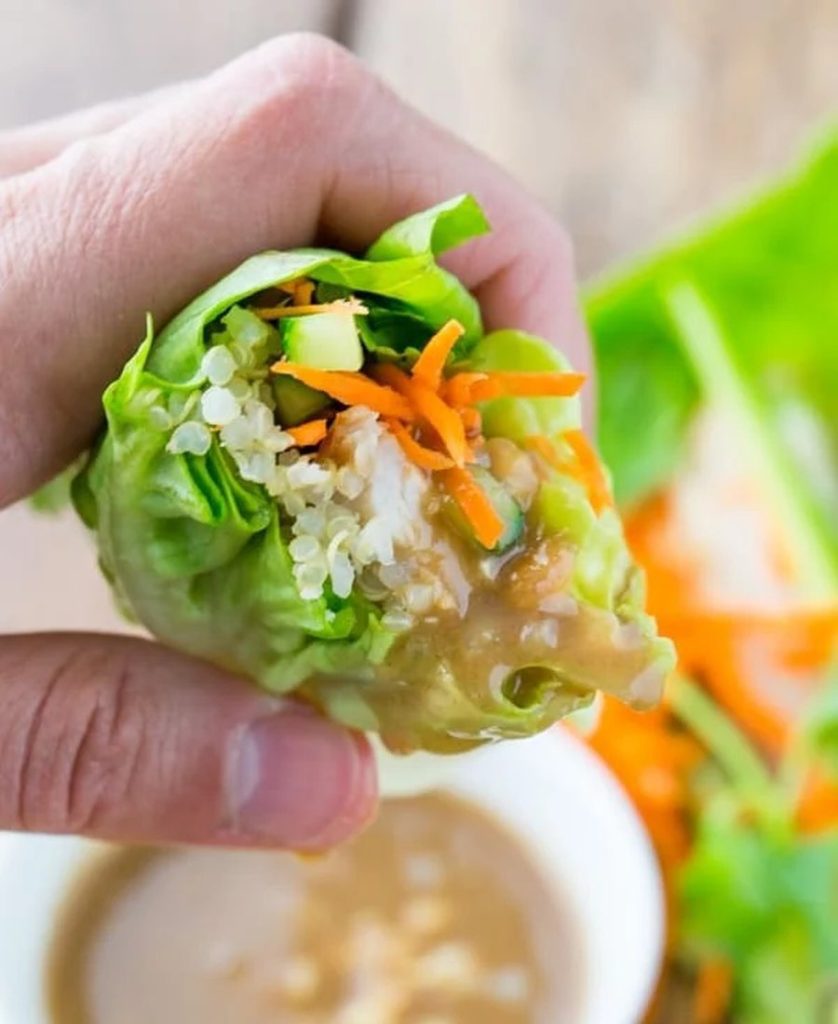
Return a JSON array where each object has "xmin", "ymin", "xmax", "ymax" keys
[
  {"xmin": 272, "ymin": 376, "xmax": 331, "ymax": 427},
  {"xmin": 281, "ymin": 312, "xmax": 364, "ymax": 370},
  {"xmin": 443, "ymin": 465, "xmax": 525, "ymax": 554}
]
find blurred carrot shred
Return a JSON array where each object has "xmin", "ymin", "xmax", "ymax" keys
[
  {"xmin": 796, "ymin": 769, "xmax": 838, "ymax": 835},
  {"xmin": 693, "ymin": 958, "xmax": 734, "ymax": 1024}
]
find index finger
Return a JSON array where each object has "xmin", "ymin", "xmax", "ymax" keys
[{"xmin": 0, "ymin": 34, "xmax": 587, "ymax": 507}]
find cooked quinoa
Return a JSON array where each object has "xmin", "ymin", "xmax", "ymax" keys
[{"xmin": 163, "ymin": 309, "xmax": 456, "ymax": 627}]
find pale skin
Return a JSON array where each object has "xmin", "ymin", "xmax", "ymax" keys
[{"xmin": 0, "ymin": 35, "xmax": 589, "ymax": 849}]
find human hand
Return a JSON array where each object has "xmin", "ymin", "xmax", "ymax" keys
[{"xmin": 0, "ymin": 35, "xmax": 587, "ymax": 848}]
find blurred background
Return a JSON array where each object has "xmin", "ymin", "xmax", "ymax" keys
[
  {"xmin": 1, "ymin": 4, "xmax": 836, "ymax": 1023},
  {"xmin": 3, "ymin": 0, "xmax": 838, "ymax": 276}
]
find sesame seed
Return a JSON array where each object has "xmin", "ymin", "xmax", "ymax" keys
[{"xmin": 168, "ymin": 325, "xmax": 459, "ymax": 612}]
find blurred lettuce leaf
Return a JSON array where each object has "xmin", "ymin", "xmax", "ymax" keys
[
  {"xmin": 680, "ymin": 811, "xmax": 838, "ymax": 1024},
  {"xmin": 803, "ymin": 669, "xmax": 838, "ymax": 780},
  {"xmin": 585, "ymin": 127, "xmax": 838, "ymax": 588},
  {"xmin": 672, "ymin": 677, "xmax": 838, "ymax": 1024}
]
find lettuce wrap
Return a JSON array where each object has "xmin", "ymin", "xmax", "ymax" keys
[
  {"xmin": 587, "ymin": 130, "xmax": 838, "ymax": 596},
  {"xmin": 74, "ymin": 196, "xmax": 673, "ymax": 753}
]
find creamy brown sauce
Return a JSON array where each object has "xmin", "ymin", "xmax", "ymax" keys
[
  {"xmin": 47, "ymin": 794, "xmax": 584, "ymax": 1024},
  {"xmin": 306, "ymin": 531, "xmax": 666, "ymax": 752}
]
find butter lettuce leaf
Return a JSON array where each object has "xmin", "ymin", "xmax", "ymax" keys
[{"xmin": 150, "ymin": 194, "xmax": 486, "ymax": 383}]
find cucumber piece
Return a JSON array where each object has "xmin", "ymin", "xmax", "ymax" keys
[
  {"xmin": 443, "ymin": 465, "xmax": 524, "ymax": 554},
  {"xmin": 272, "ymin": 377, "xmax": 331, "ymax": 427},
  {"xmin": 281, "ymin": 312, "xmax": 364, "ymax": 370}
]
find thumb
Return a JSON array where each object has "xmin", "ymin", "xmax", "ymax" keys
[{"xmin": 0, "ymin": 633, "xmax": 376, "ymax": 849}]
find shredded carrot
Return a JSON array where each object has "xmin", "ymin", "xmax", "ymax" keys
[
  {"xmin": 411, "ymin": 320, "xmax": 465, "ymax": 391},
  {"xmin": 589, "ymin": 697, "xmax": 702, "ymax": 876},
  {"xmin": 293, "ymin": 280, "xmax": 315, "ymax": 306},
  {"xmin": 286, "ymin": 418, "xmax": 328, "ymax": 447},
  {"xmin": 256, "ymin": 298, "xmax": 368, "ymax": 319},
  {"xmin": 442, "ymin": 372, "xmax": 489, "ymax": 407},
  {"xmin": 470, "ymin": 371, "xmax": 586, "ymax": 402},
  {"xmin": 524, "ymin": 434, "xmax": 565, "ymax": 472},
  {"xmin": 693, "ymin": 958, "xmax": 733, "ymax": 1024},
  {"xmin": 624, "ymin": 495, "xmax": 833, "ymax": 756},
  {"xmin": 525, "ymin": 433, "xmax": 611, "ymax": 512},
  {"xmin": 439, "ymin": 467, "xmax": 505, "ymax": 549},
  {"xmin": 563, "ymin": 429, "xmax": 612, "ymax": 512},
  {"xmin": 459, "ymin": 406, "xmax": 482, "ymax": 437},
  {"xmin": 277, "ymin": 278, "xmax": 315, "ymax": 304},
  {"xmin": 796, "ymin": 769, "xmax": 838, "ymax": 834},
  {"xmin": 443, "ymin": 371, "xmax": 585, "ymax": 405},
  {"xmin": 271, "ymin": 363, "xmax": 414, "ymax": 420},
  {"xmin": 373, "ymin": 363, "xmax": 469, "ymax": 467},
  {"xmin": 386, "ymin": 420, "xmax": 454, "ymax": 471},
  {"xmin": 658, "ymin": 608, "xmax": 835, "ymax": 755}
]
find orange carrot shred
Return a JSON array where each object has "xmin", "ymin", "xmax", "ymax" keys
[
  {"xmin": 563, "ymin": 428, "xmax": 612, "ymax": 512},
  {"xmin": 526, "ymin": 433, "xmax": 604, "ymax": 504},
  {"xmin": 442, "ymin": 371, "xmax": 585, "ymax": 404},
  {"xmin": 459, "ymin": 406, "xmax": 482, "ymax": 437},
  {"xmin": 525, "ymin": 434, "xmax": 565, "ymax": 472},
  {"xmin": 277, "ymin": 278, "xmax": 315, "ymax": 304},
  {"xmin": 373, "ymin": 363, "xmax": 469, "ymax": 467},
  {"xmin": 293, "ymin": 280, "xmax": 315, "ymax": 305},
  {"xmin": 797, "ymin": 769, "xmax": 838, "ymax": 834},
  {"xmin": 271, "ymin": 363, "xmax": 413, "ymax": 420},
  {"xmin": 386, "ymin": 420, "xmax": 454, "ymax": 471},
  {"xmin": 469, "ymin": 371, "xmax": 586, "ymax": 402},
  {"xmin": 411, "ymin": 319, "xmax": 465, "ymax": 390},
  {"xmin": 256, "ymin": 298, "xmax": 368, "ymax": 319},
  {"xmin": 442, "ymin": 372, "xmax": 489, "ymax": 407},
  {"xmin": 439, "ymin": 467, "xmax": 505, "ymax": 548},
  {"xmin": 286, "ymin": 419, "xmax": 328, "ymax": 447},
  {"xmin": 693, "ymin": 958, "xmax": 733, "ymax": 1024}
]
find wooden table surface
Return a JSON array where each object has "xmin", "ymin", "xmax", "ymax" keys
[{"xmin": 2, "ymin": 0, "xmax": 836, "ymax": 276}]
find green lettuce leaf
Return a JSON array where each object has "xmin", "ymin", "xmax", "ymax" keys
[
  {"xmin": 28, "ymin": 456, "xmax": 86, "ymax": 514},
  {"xmin": 82, "ymin": 320, "xmax": 395, "ymax": 690},
  {"xmin": 150, "ymin": 194, "xmax": 485, "ymax": 384},
  {"xmin": 803, "ymin": 669, "xmax": 838, "ymax": 781},
  {"xmin": 680, "ymin": 810, "xmax": 838, "ymax": 1024},
  {"xmin": 672, "ymin": 676, "xmax": 838, "ymax": 1024}
]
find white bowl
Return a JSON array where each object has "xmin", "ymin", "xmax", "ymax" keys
[{"xmin": 0, "ymin": 727, "xmax": 664, "ymax": 1024}]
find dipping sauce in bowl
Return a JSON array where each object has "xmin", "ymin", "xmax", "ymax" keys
[{"xmin": 46, "ymin": 793, "xmax": 585, "ymax": 1024}]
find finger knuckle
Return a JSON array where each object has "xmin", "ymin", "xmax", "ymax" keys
[
  {"xmin": 232, "ymin": 33, "xmax": 374, "ymax": 140},
  {"xmin": 260, "ymin": 32, "xmax": 363, "ymax": 92},
  {"xmin": 13, "ymin": 646, "xmax": 147, "ymax": 834},
  {"xmin": 0, "ymin": 178, "xmax": 55, "ymax": 503}
]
